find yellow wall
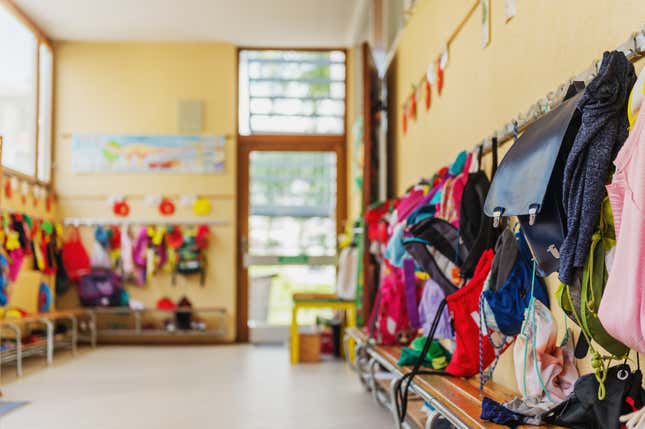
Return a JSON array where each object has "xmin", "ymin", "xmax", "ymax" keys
[
  {"xmin": 391, "ymin": 0, "xmax": 644, "ymax": 391},
  {"xmin": 54, "ymin": 42, "xmax": 237, "ymax": 341}
]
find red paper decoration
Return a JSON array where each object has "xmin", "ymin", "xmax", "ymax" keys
[
  {"xmin": 4, "ymin": 181, "xmax": 11, "ymax": 199},
  {"xmin": 424, "ymin": 80, "xmax": 432, "ymax": 110},
  {"xmin": 409, "ymin": 90, "xmax": 417, "ymax": 120},
  {"xmin": 402, "ymin": 109, "xmax": 408, "ymax": 135},
  {"xmin": 437, "ymin": 61, "xmax": 445, "ymax": 95},
  {"xmin": 113, "ymin": 200, "xmax": 130, "ymax": 217},
  {"xmin": 46, "ymin": 195, "xmax": 53, "ymax": 213},
  {"xmin": 158, "ymin": 198, "xmax": 175, "ymax": 216}
]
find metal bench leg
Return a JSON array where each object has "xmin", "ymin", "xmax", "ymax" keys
[
  {"xmin": 389, "ymin": 376, "xmax": 405, "ymax": 429},
  {"xmin": 368, "ymin": 357, "xmax": 378, "ymax": 401},
  {"xmin": 89, "ymin": 311, "xmax": 97, "ymax": 348},
  {"xmin": 355, "ymin": 345, "xmax": 372, "ymax": 391},
  {"xmin": 43, "ymin": 319, "xmax": 54, "ymax": 366},
  {"xmin": 369, "ymin": 357, "xmax": 391, "ymax": 409},
  {"xmin": 6, "ymin": 323, "xmax": 22, "ymax": 377}
]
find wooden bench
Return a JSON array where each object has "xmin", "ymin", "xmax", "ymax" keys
[{"xmin": 344, "ymin": 327, "xmax": 562, "ymax": 429}]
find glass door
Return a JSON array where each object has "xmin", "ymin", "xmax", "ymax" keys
[{"xmin": 245, "ymin": 151, "xmax": 338, "ymax": 343}]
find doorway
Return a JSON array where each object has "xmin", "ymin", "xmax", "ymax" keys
[
  {"xmin": 238, "ymin": 137, "xmax": 346, "ymax": 343},
  {"xmin": 236, "ymin": 49, "xmax": 348, "ymax": 343}
]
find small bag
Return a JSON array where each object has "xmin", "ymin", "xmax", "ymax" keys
[
  {"xmin": 38, "ymin": 282, "xmax": 52, "ymax": 313},
  {"xmin": 175, "ymin": 296, "xmax": 193, "ymax": 330},
  {"xmin": 335, "ymin": 245, "xmax": 358, "ymax": 300},
  {"xmin": 478, "ymin": 228, "xmax": 550, "ymax": 388},
  {"xmin": 0, "ymin": 254, "xmax": 9, "ymax": 306},
  {"xmin": 543, "ymin": 363, "xmax": 645, "ymax": 429},
  {"xmin": 90, "ymin": 240, "xmax": 112, "ymax": 269},
  {"xmin": 418, "ymin": 278, "xmax": 453, "ymax": 340},
  {"xmin": 394, "ymin": 249, "xmax": 496, "ymax": 422},
  {"xmin": 54, "ymin": 248, "xmax": 71, "ymax": 295},
  {"xmin": 460, "ymin": 163, "xmax": 490, "ymax": 250},
  {"xmin": 513, "ymin": 300, "xmax": 578, "ymax": 402},
  {"xmin": 402, "ymin": 257, "xmax": 421, "ymax": 330},
  {"xmin": 368, "ymin": 261, "xmax": 412, "ymax": 345},
  {"xmin": 557, "ymin": 197, "xmax": 629, "ymax": 359},
  {"xmin": 404, "ymin": 218, "xmax": 470, "ymax": 297},
  {"xmin": 482, "ymin": 228, "xmax": 550, "ymax": 337},
  {"xmin": 173, "ymin": 243, "xmax": 206, "ymax": 286},
  {"xmin": 78, "ymin": 270, "xmax": 123, "ymax": 307},
  {"xmin": 62, "ymin": 227, "xmax": 91, "ymax": 282},
  {"xmin": 483, "ymin": 82, "xmax": 585, "ymax": 276},
  {"xmin": 460, "ymin": 142, "xmax": 502, "ymax": 280},
  {"xmin": 444, "ymin": 249, "xmax": 496, "ymax": 377}
]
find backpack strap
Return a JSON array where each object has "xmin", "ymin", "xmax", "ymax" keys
[
  {"xmin": 395, "ymin": 298, "xmax": 448, "ymax": 423},
  {"xmin": 491, "ymin": 137, "xmax": 498, "ymax": 178}
]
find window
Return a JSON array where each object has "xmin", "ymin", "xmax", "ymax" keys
[
  {"xmin": 239, "ymin": 50, "xmax": 346, "ymax": 135},
  {"xmin": 0, "ymin": 6, "xmax": 37, "ymax": 176},
  {"xmin": 0, "ymin": 4, "xmax": 53, "ymax": 183}
]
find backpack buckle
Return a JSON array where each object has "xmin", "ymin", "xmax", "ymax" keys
[
  {"xmin": 528, "ymin": 204, "xmax": 540, "ymax": 226},
  {"xmin": 492, "ymin": 208, "xmax": 504, "ymax": 228}
]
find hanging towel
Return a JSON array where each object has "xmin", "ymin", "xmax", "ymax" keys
[
  {"xmin": 336, "ymin": 246, "xmax": 358, "ymax": 300},
  {"xmin": 559, "ymin": 51, "xmax": 636, "ymax": 284}
]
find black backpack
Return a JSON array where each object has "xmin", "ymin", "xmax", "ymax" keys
[{"xmin": 459, "ymin": 138, "xmax": 502, "ymax": 279}]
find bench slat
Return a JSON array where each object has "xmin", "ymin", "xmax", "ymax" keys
[{"xmin": 355, "ymin": 337, "xmax": 564, "ymax": 429}]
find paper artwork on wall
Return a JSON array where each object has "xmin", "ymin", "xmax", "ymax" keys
[
  {"xmin": 72, "ymin": 134, "xmax": 226, "ymax": 174},
  {"xmin": 505, "ymin": 0, "xmax": 517, "ymax": 22},
  {"xmin": 481, "ymin": 0, "xmax": 491, "ymax": 48}
]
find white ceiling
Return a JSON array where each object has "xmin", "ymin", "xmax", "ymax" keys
[{"xmin": 14, "ymin": 0, "xmax": 365, "ymax": 47}]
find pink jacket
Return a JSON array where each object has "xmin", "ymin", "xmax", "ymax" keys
[{"xmin": 599, "ymin": 101, "xmax": 645, "ymax": 353}]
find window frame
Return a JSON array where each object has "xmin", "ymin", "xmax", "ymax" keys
[
  {"xmin": 238, "ymin": 47, "xmax": 348, "ymax": 136},
  {"xmin": 0, "ymin": 0, "xmax": 54, "ymax": 187}
]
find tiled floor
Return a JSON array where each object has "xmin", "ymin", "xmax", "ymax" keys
[{"xmin": 0, "ymin": 345, "xmax": 391, "ymax": 428}]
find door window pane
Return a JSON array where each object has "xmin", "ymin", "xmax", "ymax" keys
[
  {"xmin": 249, "ymin": 151, "xmax": 337, "ymax": 256},
  {"xmin": 247, "ymin": 151, "xmax": 338, "ymax": 333},
  {"xmin": 0, "ymin": 7, "xmax": 37, "ymax": 175}
]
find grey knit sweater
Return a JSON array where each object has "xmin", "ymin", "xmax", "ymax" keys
[{"xmin": 558, "ymin": 51, "xmax": 636, "ymax": 285}]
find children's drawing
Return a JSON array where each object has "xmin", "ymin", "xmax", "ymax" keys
[{"xmin": 72, "ymin": 135, "xmax": 226, "ymax": 174}]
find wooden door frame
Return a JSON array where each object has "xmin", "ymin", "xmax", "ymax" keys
[
  {"xmin": 236, "ymin": 47, "xmax": 348, "ymax": 343},
  {"xmin": 236, "ymin": 135, "xmax": 347, "ymax": 342},
  {"xmin": 360, "ymin": 42, "xmax": 383, "ymax": 323}
]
